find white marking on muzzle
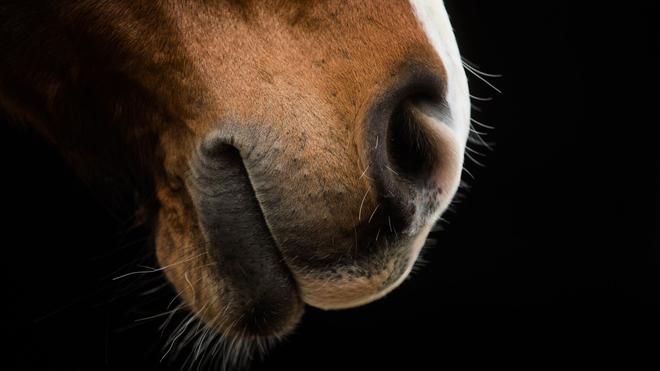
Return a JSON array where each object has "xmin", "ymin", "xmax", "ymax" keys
[{"xmin": 409, "ymin": 0, "xmax": 471, "ymax": 148}]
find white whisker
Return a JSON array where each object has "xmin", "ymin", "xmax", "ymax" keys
[
  {"xmin": 470, "ymin": 94, "xmax": 493, "ymax": 101},
  {"xmin": 368, "ymin": 204, "xmax": 380, "ymax": 224},
  {"xmin": 462, "ymin": 58, "xmax": 503, "ymax": 77},
  {"xmin": 358, "ymin": 188, "xmax": 369, "ymax": 221},
  {"xmin": 112, "ymin": 252, "xmax": 205, "ymax": 280},
  {"xmin": 471, "ymin": 117, "xmax": 495, "ymax": 130},
  {"xmin": 359, "ymin": 164, "xmax": 370, "ymax": 180},
  {"xmin": 463, "ymin": 62, "xmax": 502, "ymax": 93}
]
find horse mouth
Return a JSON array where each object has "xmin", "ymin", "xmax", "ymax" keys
[
  {"xmin": 186, "ymin": 140, "xmax": 304, "ymax": 338},
  {"xmin": 179, "ymin": 117, "xmax": 449, "ymax": 337}
]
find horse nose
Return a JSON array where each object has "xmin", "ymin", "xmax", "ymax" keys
[{"xmin": 365, "ymin": 66, "xmax": 461, "ymax": 235}]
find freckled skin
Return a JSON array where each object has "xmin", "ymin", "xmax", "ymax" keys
[{"xmin": 0, "ymin": 0, "xmax": 465, "ymax": 343}]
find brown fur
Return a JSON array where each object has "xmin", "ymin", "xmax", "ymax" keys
[{"xmin": 0, "ymin": 0, "xmax": 460, "ymax": 343}]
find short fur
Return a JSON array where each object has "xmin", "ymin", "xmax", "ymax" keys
[{"xmin": 0, "ymin": 0, "xmax": 469, "ymax": 364}]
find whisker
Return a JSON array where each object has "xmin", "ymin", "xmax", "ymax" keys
[
  {"xmin": 470, "ymin": 125, "xmax": 490, "ymax": 136},
  {"xmin": 464, "ymin": 151, "xmax": 486, "ymax": 167},
  {"xmin": 385, "ymin": 165, "xmax": 399, "ymax": 176},
  {"xmin": 463, "ymin": 63, "xmax": 502, "ymax": 93},
  {"xmin": 112, "ymin": 252, "xmax": 205, "ymax": 280},
  {"xmin": 470, "ymin": 94, "xmax": 493, "ymax": 101},
  {"xmin": 471, "ymin": 117, "xmax": 495, "ymax": 130},
  {"xmin": 185, "ymin": 272, "xmax": 196, "ymax": 304},
  {"xmin": 462, "ymin": 58, "xmax": 503, "ymax": 77},
  {"xmin": 368, "ymin": 204, "xmax": 380, "ymax": 224},
  {"xmin": 465, "ymin": 145, "xmax": 486, "ymax": 157},
  {"xmin": 358, "ymin": 188, "xmax": 369, "ymax": 221},
  {"xmin": 462, "ymin": 167, "xmax": 475, "ymax": 180},
  {"xmin": 359, "ymin": 164, "xmax": 370, "ymax": 180},
  {"xmin": 134, "ymin": 307, "xmax": 181, "ymax": 323},
  {"xmin": 161, "ymin": 314, "xmax": 196, "ymax": 362}
]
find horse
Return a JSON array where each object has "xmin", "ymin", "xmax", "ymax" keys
[{"xmin": 0, "ymin": 0, "xmax": 471, "ymax": 366}]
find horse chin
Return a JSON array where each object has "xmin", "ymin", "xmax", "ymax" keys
[{"xmin": 156, "ymin": 142, "xmax": 305, "ymax": 340}]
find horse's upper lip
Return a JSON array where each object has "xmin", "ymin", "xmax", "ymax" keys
[{"xmin": 187, "ymin": 139, "xmax": 303, "ymax": 336}]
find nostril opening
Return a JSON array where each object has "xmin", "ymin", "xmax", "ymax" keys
[
  {"xmin": 387, "ymin": 95, "xmax": 439, "ymax": 186},
  {"xmin": 367, "ymin": 65, "xmax": 448, "ymax": 234}
]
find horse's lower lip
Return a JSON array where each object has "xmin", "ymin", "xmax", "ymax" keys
[{"xmin": 189, "ymin": 140, "xmax": 303, "ymax": 336}]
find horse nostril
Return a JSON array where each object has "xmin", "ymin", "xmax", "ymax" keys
[
  {"xmin": 387, "ymin": 98, "xmax": 439, "ymax": 186},
  {"xmin": 366, "ymin": 66, "xmax": 451, "ymax": 234}
]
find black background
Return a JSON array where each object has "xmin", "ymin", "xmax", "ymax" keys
[{"xmin": 1, "ymin": 0, "xmax": 658, "ymax": 369}]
